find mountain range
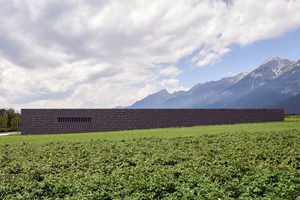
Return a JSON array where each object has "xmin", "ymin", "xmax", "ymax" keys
[{"xmin": 128, "ymin": 57, "xmax": 300, "ymax": 114}]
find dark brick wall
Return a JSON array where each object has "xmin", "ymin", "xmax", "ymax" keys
[{"xmin": 21, "ymin": 109, "xmax": 284, "ymax": 135}]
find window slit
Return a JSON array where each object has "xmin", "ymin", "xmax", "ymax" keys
[{"xmin": 58, "ymin": 117, "xmax": 92, "ymax": 123}]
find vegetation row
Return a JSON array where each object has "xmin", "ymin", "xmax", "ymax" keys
[
  {"xmin": 0, "ymin": 108, "xmax": 21, "ymax": 132},
  {"xmin": 1, "ymin": 126, "xmax": 300, "ymax": 199}
]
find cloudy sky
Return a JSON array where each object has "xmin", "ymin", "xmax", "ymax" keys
[{"xmin": 1, "ymin": 0, "xmax": 300, "ymax": 110}]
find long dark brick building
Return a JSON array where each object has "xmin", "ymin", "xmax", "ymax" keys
[{"xmin": 21, "ymin": 108, "xmax": 284, "ymax": 135}]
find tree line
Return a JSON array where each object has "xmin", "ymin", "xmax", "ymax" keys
[{"xmin": 0, "ymin": 108, "xmax": 21, "ymax": 131}]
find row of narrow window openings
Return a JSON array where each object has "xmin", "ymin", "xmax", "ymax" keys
[{"xmin": 58, "ymin": 117, "xmax": 92, "ymax": 123}]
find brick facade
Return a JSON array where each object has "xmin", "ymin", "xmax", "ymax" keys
[{"xmin": 21, "ymin": 109, "xmax": 284, "ymax": 135}]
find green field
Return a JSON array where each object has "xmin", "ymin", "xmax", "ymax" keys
[{"xmin": 1, "ymin": 118, "xmax": 300, "ymax": 199}]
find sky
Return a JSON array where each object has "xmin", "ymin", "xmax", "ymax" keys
[{"xmin": 1, "ymin": 0, "xmax": 300, "ymax": 110}]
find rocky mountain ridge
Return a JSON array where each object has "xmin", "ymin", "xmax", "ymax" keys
[{"xmin": 129, "ymin": 57, "xmax": 300, "ymax": 113}]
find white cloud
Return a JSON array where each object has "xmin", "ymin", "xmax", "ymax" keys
[
  {"xmin": 0, "ymin": 0, "xmax": 300, "ymax": 109},
  {"xmin": 158, "ymin": 65, "xmax": 183, "ymax": 77},
  {"xmin": 159, "ymin": 79, "xmax": 180, "ymax": 87}
]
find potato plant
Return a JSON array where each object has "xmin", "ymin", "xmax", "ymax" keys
[{"xmin": 1, "ymin": 129, "xmax": 300, "ymax": 199}]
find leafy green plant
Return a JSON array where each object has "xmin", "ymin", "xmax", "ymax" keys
[{"xmin": 1, "ymin": 127, "xmax": 300, "ymax": 199}]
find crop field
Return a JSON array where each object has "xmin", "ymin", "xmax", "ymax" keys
[{"xmin": 1, "ymin": 118, "xmax": 300, "ymax": 199}]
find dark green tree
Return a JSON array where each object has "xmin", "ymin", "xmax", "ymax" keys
[
  {"xmin": 0, "ymin": 108, "xmax": 6, "ymax": 117},
  {"xmin": 14, "ymin": 113, "xmax": 21, "ymax": 122},
  {"xmin": 6, "ymin": 108, "xmax": 15, "ymax": 127},
  {"xmin": 0, "ymin": 114, "xmax": 8, "ymax": 129},
  {"xmin": 10, "ymin": 118, "xmax": 17, "ymax": 130}
]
